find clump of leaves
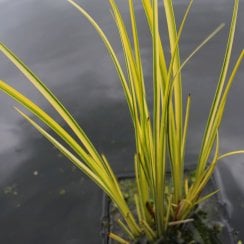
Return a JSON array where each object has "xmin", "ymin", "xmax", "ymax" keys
[{"xmin": 0, "ymin": 0, "xmax": 243, "ymax": 243}]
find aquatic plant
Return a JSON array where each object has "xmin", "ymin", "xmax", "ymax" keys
[{"xmin": 0, "ymin": 0, "xmax": 243, "ymax": 242}]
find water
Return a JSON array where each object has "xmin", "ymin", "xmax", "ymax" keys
[{"xmin": 0, "ymin": 0, "xmax": 243, "ymax": 243}]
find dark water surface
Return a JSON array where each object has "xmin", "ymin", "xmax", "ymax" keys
[{"xmin": 0, "ymin": 0, "xmax": 243, "ymax": 243}]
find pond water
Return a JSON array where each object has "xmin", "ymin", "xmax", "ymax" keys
[{"xmin": 0, "ymin": 0, "xmax": 243, "ymax": 243}]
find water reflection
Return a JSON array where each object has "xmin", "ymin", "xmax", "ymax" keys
[{"xmin": 0, "ymin": 0, "xmax": 243, "ymax": 243}]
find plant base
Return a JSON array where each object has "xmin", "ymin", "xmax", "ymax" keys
[{"xmin": 101, "ymin": 172, "xmax": 235, "ymax": 244}]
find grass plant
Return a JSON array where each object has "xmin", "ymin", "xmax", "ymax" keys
[{"xmin": 0, "ymin": 0, "xmax": 243, "ymax": 243}]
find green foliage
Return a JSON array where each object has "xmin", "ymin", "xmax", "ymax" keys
[{"xmin": 0, "ymin": 0, "xmax": 243, "ymax": 242}]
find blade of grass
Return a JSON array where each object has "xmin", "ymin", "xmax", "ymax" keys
[
  {"xmin": 109, "ymin": 232, "xmax": 130, "ymax": 244},
  {"xmin": 216, "ymin": 50, "xmax": 244, "ymax": 124},
  {"xmin": 218, "ymin": 150, "xmax": 244, "ymax": 160},
  {"xmin": 117, "ymin": 219, "xmax": 135, "ymax": 240},
  {"xmin": 66, "ymin": 0, "xmax": 133, "ymax": 120},
  {"xmin": 197, "ymin": 0, "xmax": 239, "ymax": 176},
  {"xmin": 135, "ymin": 154, "xmax": 150, "ymax": 225},
  {"xmin": 0, "ymin": 81, "xmax": 98, "ymax": 170},
  {"xmin": 128, "ymin": 0, "xmax": 145, "ymax": 90},
  {"xmin": 164, "ymin": 194, "xmax": 173, "ymax": 231},
  {"xmin": 109, "ymin": 0, "xmax": 143, "ymax": 115},
  {"xmin": 168, "ymin": 218, "xmax": 194, "ymax": 226},
  {"xmin": 196, "ymin": 49, "xmax": 243, "ymax": 177},
  {"xmin": 181, "ymin": 94, "xmax": 191, "ymax": 162},
  {"xmin": 0, "ymin": 42, "xmax": 102, "ymax": 165},
  {"xmin": 134, "ymin": 194, "xmax": 142, "ymax": 224},
  {"xmin": 142, "ymin": 0, "xmax": 168, "ymax": 88},
  {"xmin": 141, "ymin": 220, "xmax": 157, "ymax": 241},
  {"xmin": 152, "ymin": 0, "xmax": 165, "ymax": 236},
  {"xmin": 179, "ymin": 23, "xmax": 225, "ymax": 75},
  {"xmin": 194, "ymin": 189, "xmax": 220, "ymax": 206},
  {"xmin": 164, "ymin": 0, "xmax": 183, "ymax": 139},
  {"xmin": 163, "ymin": 1, "xmax": 186, "ymax": 202}
]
